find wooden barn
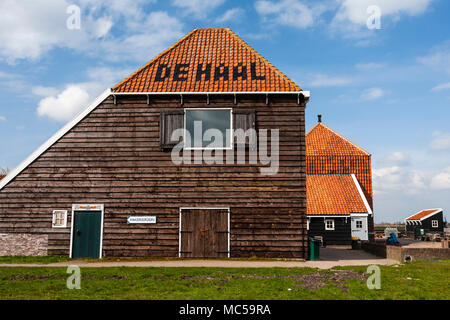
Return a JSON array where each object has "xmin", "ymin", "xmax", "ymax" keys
[
  {"xmin": 0, "ymin": 28, "xmax": 310, "ymax": 259},
  {"xmin": 405, "ymin": 208, "xmax": 445, "ymax": 237},
  {"xmin": 306, "ymin": 116, "xmax": 374, "ymax": 246}
]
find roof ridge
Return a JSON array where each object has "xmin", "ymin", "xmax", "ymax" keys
[
  {"xmin": 224, "ymin": 28, "xmax": 301, "ymax": 91},
  {"xmin": 306, "ymin": 122, "xmax": 321, "ymax": 136},
  {"xmin": 308, "ymin": 122, "xmax": 371, "ymax": 156},
  {"xmin": 112, "ymin": 29, "xmax": 199, "ymax": 92},
  {"xmin": 306, "ymin": 173, "xmax": 353, "ymax": 176},
  {"xmin": 405, "ymin": 208, "xmax": 443, "ymax": 220}
]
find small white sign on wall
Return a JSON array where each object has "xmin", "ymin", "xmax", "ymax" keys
[{"xmin": 127, "ymin": 216, "xmax": 157, "ymax": 224}]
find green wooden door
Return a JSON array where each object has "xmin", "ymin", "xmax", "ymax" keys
[{"xmin": 72, "ymin": 211, "xmax": 102, "ymax": 258}]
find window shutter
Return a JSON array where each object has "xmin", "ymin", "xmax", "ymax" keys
[
  {"xmin": 160, "ymin": 110, "xmax": 184, "ymax": 148},
  {"xmin": 233, "ymin": 110, "xmax": 256, "ymax": 149}
]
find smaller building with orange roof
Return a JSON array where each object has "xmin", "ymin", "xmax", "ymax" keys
[
  {"xmin": 306, "ymin": 115, "xmax": 373, "ymax": 245},
  {"xmin": 405, "ymin": 208, "xmax": 445, "ymax": 237}
]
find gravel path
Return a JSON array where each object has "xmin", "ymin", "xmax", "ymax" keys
[{"xmin": 0, "ymin": 249, "xmax": 398, "ymax": 269}]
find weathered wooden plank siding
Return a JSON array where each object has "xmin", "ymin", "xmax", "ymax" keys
[{"xmin": 0, "ymin": 94, "xmax": 307, "ymax": 258}]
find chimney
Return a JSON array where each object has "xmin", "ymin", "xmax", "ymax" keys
[{"xmin": 318, "ymin": 114, "xmax": 322, "ymax": 123}]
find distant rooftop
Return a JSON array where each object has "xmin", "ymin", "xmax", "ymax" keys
[{"xmin": 406, "ymin": 208, "xmax": 443, "ymax": 221}]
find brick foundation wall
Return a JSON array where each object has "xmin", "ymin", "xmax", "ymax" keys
[
  {"xmin": 386, "ymin": 246, "xmax": 402, "ymax": 261},
  {"xmin": 0, "ymin": 233, "xmax": 48, "ymax": 256},
  {"xmin": 394, "ymin": 247, "xmax": 450, "ymax": 262},
  {"xmin": 362, "ymin": 242, "xmax": 450, "ymax": 262}
]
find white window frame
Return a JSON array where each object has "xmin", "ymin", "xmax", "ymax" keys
[
  {"xmin": 325, "ymin": 219, "xmax": 335, "ymax": 231},
  {"xmin": 356, "ymin": 220, "xmax": 363, "ymax": 229},
  {"xmin": 432, "ymin": 220, "xmax": 438, "ymax": 228},
  {"xmin": 184, "ymin": 108, "xmax": 233, "ymax": 150},
  {"xmin": 52, "ymin": 210, "xmax": 68, "ymax": 228}
]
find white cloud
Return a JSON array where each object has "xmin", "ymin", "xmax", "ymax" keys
[
  {"xmin": 255, "ymin": 0, "xmax": 316, "ymax": 29},
  {"xmin": 0, "ymin": 115, "xmax": 6, "ymax": 121},
  {"xmin": 0, "ymin": 71, "xmax": 15, "ymax": 79},
  {"xmin": 35, "ymin": 66, "xmax": 132, "ymax": 122},
  {"xmin": 374, "ymin": 162, "xmax": 450, "ymax": 196},
  {"xmin": 32, "ymin": 86, "xmax": 60, "ymax": 97},
  {"xmin": 383, "ymin": 152, "xmax": 411, "ymax": 166},
  {"xmin": 334, "ymin": 0, "xmax": 432, "ymax": 25},
  {"xmin": 430, "ymin": 167, "xmax": 450, "ymax": 189},
  {"xmin": 0, "ymin": 0, "xmax": 110, "ymax": 63},
  {"xmin": 0, "ymin": 71, "xmax": 26, "ymax": 93},
  {"xmin": 355, "ymin": 62, "xmax": 385, "ymax": 70},
  {"xmin": 373, "ymin": 166, "xmax": 402, "ymax": 192},
  {"xmin": 431, "ymin": 82, "xmax": 450, "ymax": 91},
  {"xmin": 0, "ymin": 0, "xmax": 67, "ymax": 62},
  {"xmin": 309, "ymin": 74, "xmax": 353, "ymax": 87},
  {"xmin": 373, "ymin": 166, "xmax": 429, "ymax": 195},
  {"xmin": 331, "ymin": 0, "xmax": 432, "ymax": 42},
  {"xmin": 0, "ymin": 1, "xmax": 182, "ymax": 63},
  {"xmin": 216, "ymin": 8, "xmax": 245, "ymax": 23},
  {"xmin": 172, "ymin": 0, "xmax": 225, "ymax": 19},
  {"xmin": 418, "ymin": 41, "xmax": 450, "ymax": 74},
  {"xmin": 430, "ymin": 132, "xmax": 450, "ymax": 151},
  {"xmin": 409, "ymin": 170, "xmax": 427, "ymax": 190},
  {"xmin": 37, "ymin": 85, "xmax": 90, "ymax": 122},
  {"xmin": 101, "ymin": 11, "xmax": 184, "ymax": 62},
  {"xmin": 92, "ymin": 16, "xmax": 114, "ymax": 38},
  {"xmin": 79, "ymin": 0, "xmax": 151, "ymax": 20},
  {"xmin": 361, "ymin": 87, "xmax": 384, "ymax": 100}
]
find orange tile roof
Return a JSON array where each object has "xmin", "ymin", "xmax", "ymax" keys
[
  {"xmin": 307, "ymin": 175, "xmax": 369, "ymax": 215},
  {"xmin": 0, "ymin": 175, "xmax": 5, "ymax": 181},
  {"xmin": 306, "ymin": 122, "xmax": 370, "ymax": 156},
  {"xmin": 113, "ymin": 28, "xmax": 301, "ymax": 93},
  {"xmin": 306, "ymin": 121, "xmax": 373, "ymax": 210},
  {"xmin": 406, "ymin": 209, "xmax": 442, "ymax": 221}
]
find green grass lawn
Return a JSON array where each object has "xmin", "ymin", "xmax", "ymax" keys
[
  {"xmin": 0, "ymin": 260, "xmax": 448, "ymax": 300},
  {"xmin": 0, "ymin": 255, "xmax": 72, "ymax": 264},
  {"xmin": 0, "ymin": 255, "xmax": 285, "ymax": 264}
]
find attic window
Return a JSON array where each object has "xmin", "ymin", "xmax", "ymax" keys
[
  {"xmin": 184, "ymin": 109, "xmax": 232, "ymax": 150},
  {"xmin": 52, "ymin": 210, "xmax": 67, "ymax": 228},
  {"xmin": 432, "ymin": 220, "xmax": 438, "ymax": 228}
]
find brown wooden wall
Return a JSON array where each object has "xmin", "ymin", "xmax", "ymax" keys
[{"xmin": 0, "ymin": 94, "xmax": 307, "ymax": 259}]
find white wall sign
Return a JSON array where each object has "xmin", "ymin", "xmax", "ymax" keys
[{"xmin": 127, "ymin": 216, "xmax": 157, "ymax": 224}]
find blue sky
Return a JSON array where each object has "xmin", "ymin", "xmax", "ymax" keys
[{"xmin": 0, "ymin": 0, "xmax": 449, "ymax": 223}]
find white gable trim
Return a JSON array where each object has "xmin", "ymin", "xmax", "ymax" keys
[
  {"xmin": 351, "ymin": 174, "xmax": 373, "ymax": 214},
  {"xmin": 0, "ymin": 88, "xmax": 112, "ymax": 191},
  {"xmin": 405, "ymin": 208, "xmax": 443, "ymax": 222},
  {"xmin": 350, "ymin": 213, "xmax": 369, "ymax": 217}
]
